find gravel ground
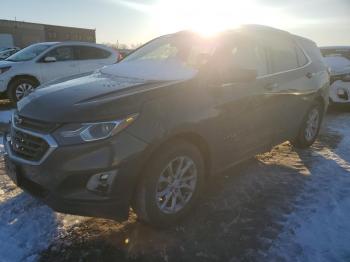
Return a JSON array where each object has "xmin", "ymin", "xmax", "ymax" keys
[{"xmin": 0, "ymin": 108, "xmax": 349, "ymax": 262}]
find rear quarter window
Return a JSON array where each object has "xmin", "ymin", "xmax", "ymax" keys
[{"xmin": 296, "ymin": 45, "xmax": 308, "ymax": 67}]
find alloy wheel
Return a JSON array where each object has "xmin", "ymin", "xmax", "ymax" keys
[
  {"xmin": 156, "ymin": 156, "xmax": 198, "ymax": 214},
  {"xmin": 15, "ymin": 83, "xmax": 34, "ymax": 100},
  {"xmin": 304, "ymin": 108, "xmax": 320, "ymax": 142}
]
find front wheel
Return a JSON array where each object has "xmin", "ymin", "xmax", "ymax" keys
[
  {"xmin": 292, "ymin": 103, "xmax": 323, "ymax": 148},
  {"xmin": 7, "ymin": 77, "xmax": 39, "ymax": 103},
  {"xmin": 133, "ymin": 140, "xmax": 205, "ymax": 227}
]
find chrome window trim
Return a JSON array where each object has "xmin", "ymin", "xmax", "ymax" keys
[
  {"xmin": 5, "ymin": 113, "xmax": 58, "ymax": 165},
  {"xmin": 256, "ymin": 40, "xmax": 312, "ymax": 80}
]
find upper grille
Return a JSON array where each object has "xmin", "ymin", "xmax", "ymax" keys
[
  {"xmin": 10, "ymin": 128, "xmax": 49, "ymax": 161},
  {"xmin": 14, "ymin": 114, "xmax": 59, "ymax": 133}
]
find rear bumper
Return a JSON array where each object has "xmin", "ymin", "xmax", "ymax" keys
[{"xmin": 3, "ymin": 131, "xmax": 149, "ymax": 220}]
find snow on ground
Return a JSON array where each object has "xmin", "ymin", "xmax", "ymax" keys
[
  {"xmin": 265, "ymin": 113, "xmax": 350, "ymax": 261},
  {"xmin": 0, "ymin": 169, "xmax": 86, "ymax": 262},
  {"xmin": 0, "ymin": 123, "xmax": 86, "ymax": 262}
]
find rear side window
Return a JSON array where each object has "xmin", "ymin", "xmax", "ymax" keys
[
  {"xmin": 45, "ymin": 46, "xmax": 75, "ymax": 61},
  {"xmin": 268, "ymin": 37, "xmax": 299, "ymax": 73},
  {"xmin": 75, "ymin": 46, "xmax": 111, "ymax": 60}
]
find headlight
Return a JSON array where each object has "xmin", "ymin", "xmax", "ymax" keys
[
  {"xmin": 57, "ymin": 114, "xmax": 138, "ymax": 143},
  {"xmin": 0, "ymin": 66, "xmax": 11, "ymax": 74}
]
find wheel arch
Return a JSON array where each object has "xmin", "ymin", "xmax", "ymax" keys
[
  {"xmin": 314, "ymin": 94, "xmax": 326, "ymax": 113},
  {"xmin": 135, "ymin": 131, "xmax": 212, "ymax": 185},
  {"xmin": 7, "ymin": 74, "xmax": 40, "ymax": 89}
]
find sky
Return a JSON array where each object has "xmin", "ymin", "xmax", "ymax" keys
[{"xmin": 0, "ymin": 0, "xmax": 349, "ymax": 46}]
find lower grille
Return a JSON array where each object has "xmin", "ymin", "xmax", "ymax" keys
[{"xmin": 10, "ymin": 128, "xmax": 49, "ymax": 161}]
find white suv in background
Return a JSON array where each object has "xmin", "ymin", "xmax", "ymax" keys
[
  {"xmin": 0, "ymin": 42, "xmax": 118, "ymax": 102},
  {"xmin": 321, "ymin": 46, "xmax": 350, "ymax": 105}
]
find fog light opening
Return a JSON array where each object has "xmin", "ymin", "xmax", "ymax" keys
[{"xmin": 86, "ymin": 170, "xmax": 117, "ymax": 195}]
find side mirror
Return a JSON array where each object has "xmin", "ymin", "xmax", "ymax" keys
[{"xmin": 43, "ymin": 56, "xmax": 57, "ymax": 63}]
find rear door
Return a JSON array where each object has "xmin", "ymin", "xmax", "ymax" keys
[
  {"xmin": 74, "ymin": 45, "xmax": 115, "ymax": 73},
  {"xmin": 39, "ymin": 45, "xmax": 80, "ymax": 82},
  {"xmin": 258, "ymin": 34, "xmax": 314, "ymax": 142}
]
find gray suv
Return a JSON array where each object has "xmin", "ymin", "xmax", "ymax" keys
[{"xmin": 4, "ymin": 25, "xmax": 329, "ymax": 227}]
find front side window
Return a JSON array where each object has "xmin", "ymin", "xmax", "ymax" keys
[
  {"xmin": 212, "ymin": 37, "xmax": 268, "ymax": 77},
  {"xmin": 6, "ymin": 44, "xmax": 51, "ymax": 62},
  {"xmin": 75, "ymin": 46, "xmax": 111, "ymax": 60},
  {"xmin": 45, "ymin": 46, "xmax": 75, "ymax": 61}
]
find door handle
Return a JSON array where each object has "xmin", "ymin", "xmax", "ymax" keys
[
  {"xmin": 264, "ymin": 83, "xmax": 279, "ymax": 91},
  {"xmin": 306, "ymin": 72, "xmax": 314, "ymax": 79}
]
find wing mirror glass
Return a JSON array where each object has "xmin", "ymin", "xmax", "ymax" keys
[{"xmin": 44, "ymin": 56, "xmax": 57, "ymax": 63}]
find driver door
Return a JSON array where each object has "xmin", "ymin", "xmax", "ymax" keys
[
  {"xmin": 39, "ymin": 46, "xmax": 80, "ymax": 83},
  {"xmin": 208, "ymin": 36, "xmax": 274, "ymax": 168}
]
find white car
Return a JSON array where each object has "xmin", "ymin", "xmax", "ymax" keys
[
  {"xmin": 0, "ymin": 42, "xmax": 118, "ymax": 102},
  {"xmin": 321, "ymin": 46, "xmax": 350, "ymax": 105}
]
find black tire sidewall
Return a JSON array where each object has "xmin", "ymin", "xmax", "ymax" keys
[
  {"xmin": 141, "ymin": 140, "xmax": 205, "ymax": 227},
  {"xmin": 7, "ymin": 78, "xmax": 38, "ymax": 103},
  {"xmin": 295, "ymin": 103, "xmax": 323, "ymax": 148}
]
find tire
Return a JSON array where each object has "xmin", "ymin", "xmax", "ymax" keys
[
  {"xmin": 133, "ymin": 139, "xmax": 205, "ymax": 227},
  {"xmin": 292, "ymin": 103, "xmax": 323, "ymax": 148},
  {"xmin": 7, "ymin": 77, "xmax": 39, "ymax": 103}
]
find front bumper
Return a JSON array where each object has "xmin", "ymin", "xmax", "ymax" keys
[
  {"xmin": 3, "ymin": 130, "xmax": 149, "ymax": 220},
  {"xmin": 0, "ymin": 79, "xmax": 7, "ymax": 93}
]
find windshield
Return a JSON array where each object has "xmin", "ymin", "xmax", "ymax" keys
[
  {"xmin": 122, "ymin": 34, "xmax": 216, "ymax": 69},
  {"xmin": 6, "ymin": 44, "xmax": 51, "ymax": 62},
  {"xmin": 321, "ymin": 49, "xmax": 350, "ymax": 60}
]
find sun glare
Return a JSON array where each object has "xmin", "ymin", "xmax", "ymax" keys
[
  {"xmin": 115, "ymin": 0, "xmax": 318, "ymax": 40},
  {"xmin": 150, "ymin": 0, "xmax": 274, "ymax": 36}
]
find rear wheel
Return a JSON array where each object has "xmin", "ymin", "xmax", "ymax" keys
[
  {"xmin": 292, "ymin": 103, "xmax": 323, "ymax": 148},
  {"xmin": 133, "ymin": 140, "xmax": 205, "ymax": 227},
  {"xmin": 7, "ymin": 77, "xmax": 39, "ymax": 103}
]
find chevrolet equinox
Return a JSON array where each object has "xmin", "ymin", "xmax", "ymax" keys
[{"xmin": 4, "ymin": 25, "xmax": 329, "ymax": 227}]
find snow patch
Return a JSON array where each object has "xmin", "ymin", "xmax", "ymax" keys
[{"xmin": 266, "ymin": 113, "xmax": 350, "ymax": 262}]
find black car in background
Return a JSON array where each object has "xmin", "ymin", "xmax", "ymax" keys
[
  {"xmin": 0, "ymin": 47, "xmax": 20, "ymax": 60},
  {"xmin": 4, "ymin": 25, "xmax": 329, "ymax": 227}
]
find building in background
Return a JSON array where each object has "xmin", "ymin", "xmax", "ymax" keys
[{"xmin": 0, "ymin": 19, "xmax": 96, "ymax": 48}]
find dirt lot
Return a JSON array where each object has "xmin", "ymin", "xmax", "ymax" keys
[{"xmin": 0, "ymin": 108, "xmax": 349, "ymax": 262}]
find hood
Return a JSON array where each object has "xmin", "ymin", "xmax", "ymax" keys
[
  {"xmin": 0, "ymin": 60, "xmax": 17, "ymax": 67},
  {"xmin": 101, "ymin": 59, "xmax": 198, "ymax": 81},
  {"xmin": 323, "ymin": 56, "xmax": 350, "ymax": 76},
  {"xmin": 17, "ymin": 72, "xmax": 188, "ymax": 123}
]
